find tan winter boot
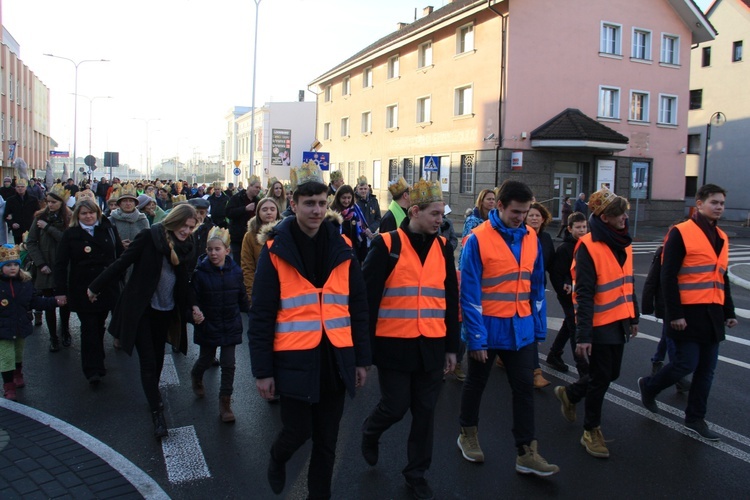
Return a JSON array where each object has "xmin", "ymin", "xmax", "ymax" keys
[
  {"xmin": 534, "ymin": 368, "xmax": 550, "ymax": 389},
  {"xmin": 220, "ymin": 395, "xmax": 235, "ymax": 423},
  {"xmin": 457, "ymin": 426, "xmax": 485, "ymax": 462}
]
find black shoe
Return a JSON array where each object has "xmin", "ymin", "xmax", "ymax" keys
[
  {"xmin": 361, "ymin": 419, "xmax": 379, "ymax": 466},
  {"xmin": 34, "ymin": 312, "xmax": 43, "ymax": 326},
  {"xmin": 405, "ymin": 478, "xmax": 434, "ymax": 500},
  {"xmin": 49, "ymin": 338, "xmax": 60, "ymax": 352},
  {"xmin": 152, "ymin": 410, "xmax": 168, "ymax": 440},
  {"xmin": 545, "ymin": 353, "xmax": 568, "ymax": 372},
  {"xmin": 684, "ymin": 419, "xmax": 720, "ymax": 441},
  {"xmin": 61, "ymin": 332, "xmax": 72, "ymax": 347},
  {"xmin": 651, "ymin": 361, "xmax": 664, "ymax": 376},
  {"xmin": 675, "ymin": 377, "xmax": 692, "ymax": 394},
  {"xmin": 211, "ymin": 357, "xmax": 220, "ymax": 367},
  {"xmin": 638, "ymin": 377, "xmax": 659, "ymax": 414},
  {"xmin": 88, "ymin": 374, "xmax": 101, "ymax": 386},
  {"xmin": 267, "ymin": 455, "xmax": 286, "ymax": 494}
]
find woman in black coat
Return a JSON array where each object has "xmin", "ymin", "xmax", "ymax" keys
[
  {"xmin": 87, "ymin": 203, "xmax": 198, "ymax": 440},
  {"xmin": 54, "ymin": 199, "xmax": 124, "ymax": 385}
]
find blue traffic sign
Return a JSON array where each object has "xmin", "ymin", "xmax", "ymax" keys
[
  {"xmin": 302, "ymin": 151, "xmax": 330, "ymax": 171},
  {"xmin": 423, "ymin": 156, "xmax": 440, "ymax": 172},
  {"xmin": 233, "ymin": 167, "xmax": 242, "ymax": 177}
]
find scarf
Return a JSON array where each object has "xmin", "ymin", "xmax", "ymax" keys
[
  {"xmin": 589, "ymin": 214, "xmax": 632, "ymax": 264},
  {"xmin": 388, "ymin": 199, "xmax": 407, "ymax": 229},
  {"xmin": 80, "ymin": 221, "xmax": 99, "ymax": 237},
  {"xmin": 340, "ymin": 203, "xmax": 367, "ymax": 242},
  {"xmin": 110, "ymin": 208, "xmax": 145, "ymax": 223},
  {"xmin": 150, "ymin": 224, "xmax": 196, "ymax": 268}
]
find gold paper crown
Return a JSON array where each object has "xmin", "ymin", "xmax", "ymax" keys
[
  {"xmin": 357, "ymin": 175, "xmax": 368, "ymax": 186},
  {"xmin": 172, "ymin": 194, "xmax": 187, "ymax": 205},
  {"xmin": 212, "ymin": 181, "xmax": 222, "ymax": 189},
  {"xmin": 75, "ymin": 190, "xmax": 97, "ymax": 204},
  {"xmin": 16, "ymin": 179, "xmax": 28, "ymax": 188},
  {"xmin": 267, "ymin": 177, "xmax": 279, "ymax": 189},
  {"xmin": 409, "ymin": 179, "xmax": 443, "ymax": 206},
  {"xmin": 0, "ymin": 244, "xmax": 21, "ymax": 264},
  {"xmin": 155, "ymin": 181, "xmax": 164, "ymax": 189},
  {"xmin": 330, "ymin": 170, "xmax": 343, "ymax": 182},
  {"xmin": 108, "ymin": 183, "xmax": 122, "ymax": 201},
  {"xmin": 248, "ymin": 174, "xmax": 261, "ymax": 187},
  {"xmin": 48, "ymin": 183, "xmax": 68, "ymax": 200},
  {"xmin": 118, "ymin": 183, "xmax": 139, "ymax": 202},
  {"xmin": 290, "ymin": 161, "xmax": 325, "ymax": 191},
  {"xmin": 388, "ymin": 176, "xmax": 410, "ymax": 198},
  {"xmin": 206, "ymin": 226, "xmax": 231, "ymax": 248},
  {"xmin": 588, "ymin": 188, "xmax": 618, "ymax": 216}
]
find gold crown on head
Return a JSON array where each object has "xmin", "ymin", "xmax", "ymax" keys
[
  {"xmin": 48, "ymin": 183, "xmax": 68, "ymax": 201},
  {"xmin": 0, "ymin": 244, "xmax": 21, "ymax": 265},
  {"xmin": 267, "ymin": 177, "xmax": 279, "ymax": 189},
  {"xmin": 409, "ymin": 179, "xmax": 443, "ymax": 206},
  {"xmin": 172, "ymin": 194, "xmax": 187, "ymax": 205},
  {"xmin": 357, "ymin": 175, "xmax": 368, "ymax": 186},
  {"xmin": 108, "ymin": 183, "xmax": 122, "ymax": 201},
  {"xmin": 588, "ymin": 188, "xmax": 618, "ymax": 216},
  {"xmin": 330, "ymin": 170, "xmax": 343, "ymax": 182},
  {"xmin": 248, "ymin": 174, "xmax": 261, "ymax": 187},
  {"xmin": 388, "ymin": 176, "xmax": 410, "ymax": 198},
  {"xmin": 290, "ymin": 161, "xmax": 325, "ymax": 191},
  {"xmin": 75, "ymin": 190, "xmax": 97, "ymax": 204},
  {"xmin": 206, "ymin": 226, "xmax": 231, "ymax": 248},
  {"xmin": 118, "ymin": 183, "xmax": 139, "ymax": 202}
]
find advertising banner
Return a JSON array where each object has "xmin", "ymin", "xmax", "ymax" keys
[{"xmin": 271, "ymin": 129, "xmax": 291, "ymax": 166}]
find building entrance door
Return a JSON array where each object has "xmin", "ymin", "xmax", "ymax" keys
[{"xmin": 553, "ymin": 174, "xmax": 579, "ymax": 220}]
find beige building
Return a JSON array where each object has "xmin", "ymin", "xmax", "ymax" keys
[{"xmin": 687, "ymin": 0, "xmax": 750, "ymax": 221}]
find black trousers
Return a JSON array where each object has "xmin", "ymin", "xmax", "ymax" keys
[
  {"xmin": 77, "ymin": 311, "xmax": 108, "ymax": 379},
  {"xmin": 271, "ymin": 387, "xmax": 346, "ymax": 500},
  {"xmin": 133, "ymin": 307, "xmax": 172, "ymax": 411},
  {"xmin": 565, "ymin": 343, "xmax": 624, "ymax": 430},
  {"xmin": 364, "ymin": 367, "xmax": 444, "ymax": 480}
]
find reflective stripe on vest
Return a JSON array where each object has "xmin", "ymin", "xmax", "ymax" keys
[
  {"xmin": 572, "ymin": 234, "xmax": 635, "ymax": 327},
  {"xmin": 472, "ymin": 220, "xmax": 537, "ymax": 318},
  {"xmin": 675, "ymin": 219, "xmax": 728, "ymax": 305},
  {"xmin": 269, "ymin": 241, "xmax": 353, "ymax": 351},
  {"xmin": 376, "ymin": 229, "xmax": 447, "ymax": 338}
]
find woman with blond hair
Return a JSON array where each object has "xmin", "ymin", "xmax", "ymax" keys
[
  {"xmin": 87, "ymin": 203, "xmax": 199, "ymax": 439},
  {"xmin": 241, "ymin": 197, "xmax": 281, "ymax": 299},
  {"xmin": 267, "ymin": 179, "xmax": 287, "ymax": 213},
  {"xmin": 462, "ymin": 189, "xmax": 496, "ymax": 241}
]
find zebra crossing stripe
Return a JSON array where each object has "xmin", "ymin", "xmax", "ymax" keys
[{"xmin": 162, "ymin": 426, "xmax": 211, "ymax": 483}]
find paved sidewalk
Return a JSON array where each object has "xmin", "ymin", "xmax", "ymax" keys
[{"xmin": 0, "ymin": 399, "xmax": 168, "ymax": 499}]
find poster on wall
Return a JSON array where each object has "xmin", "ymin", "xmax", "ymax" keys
[
  {"xmin": 631, "ymin": 161, "xmax": 649, "ymax": 200},
  {"xmin": 596, "ymin": 159, "xmax": 616, "ymax": 191},
  {"xmin": 439, "ymin": 156, "xmax": 450, "ymax": 192},
  {"xmin": 271, "ymin": 129, "xmax": 291, "ymax": 166}
]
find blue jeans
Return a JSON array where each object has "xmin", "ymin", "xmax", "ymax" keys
[
  {"xmin": 643, "ymin": 339, "xmax": 719, "ymax": 422},
  {"xmin": 459, "ymin": 343, "xmax": 535, "ymax": 447}
]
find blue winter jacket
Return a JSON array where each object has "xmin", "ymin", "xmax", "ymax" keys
[
  {"xmin": 460, "ymin": 209, "xmax": 547, "ymax": 351},
  {"xmin": 191, "ymin": 255, "xmax": 250, "ymax": 347},
  {"xmin": 0, "ymin": 275, "xmax": 57, "ymax": 340}
]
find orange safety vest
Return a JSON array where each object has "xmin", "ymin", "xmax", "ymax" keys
[
  {"xmin": 472, "ymin": 220, "xmax": 537, "ymax": 318},
  {"xmin": 572, "ymin": 234, "xmax": 635, "ymax": 327},
  {"xmin": 376, "ymin": 229, "xmax": 447, "ymax": 338},
  {"xmin": 674, "ymin": 219, "xmax": 728, "ymax": 305},
  {"xmin": 268, "ymin": 241, "xmax": 353, "ymax": 351}
]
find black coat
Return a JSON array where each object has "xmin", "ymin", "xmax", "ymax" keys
[
  {"xmin": 641, "ymin": 246, "xmax": 665, "ymax": 319},
  {"xmin": 248, "ymin": 216, "xmax": 371, "ymax": 403},
  {"xmin": 550, "ymin": 231, "xmax": 576, "ymax": 305},
  {"xmin": 207, "ymin": 192, "xmax": 229, "ymax": 228},
  {"xmin": 191, "ymin": 255, "xmax": 249, "ymax": 347},
  {"xmin": 225, "ymin": 190, "xmax": 260, "ymax": 245},
  {"xmin": 6, "ymin": 193, "xmax": 40, "ymax": 235},
  {"xmin": 88, "ymin": 225, "xmax": 197, "ymax": 356},
  {"xmin": 0, "ymin": 277, "xmax": 57, "ymax": 340},
  {"xmin": 661, "ymin": 223, "xmax": 735, "ymax": 343},
  {"xmin": 54, "ymin": 218, "xmax": 124, "ymax": 314}
]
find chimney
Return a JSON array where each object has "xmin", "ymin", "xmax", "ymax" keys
[
  {"xmin": 397, "ymin": 22, "xmax": 409, "ymax": 30},
  {"xmin": 423, "ymin": 6, "xmax": 434, "ymax": 17}
]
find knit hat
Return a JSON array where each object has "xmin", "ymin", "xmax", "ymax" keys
[
  {"xmin": 136, "ymin": 194, "xmax": 153, "ymax": 211},
  {"xmin": 588, "ymin": 188, "xmax": 618, "ymax": 216},
  {"xmin": 0, "ymin": 244, "xmax": 21, "ymax": 268},
  {"xmin": 3, "ymin": 177, "xmax": 10, "ymax": 183}
]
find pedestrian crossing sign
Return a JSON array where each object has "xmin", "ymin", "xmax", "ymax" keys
[{"xmin": 424, "ymin": 156, "xmax": 439, "ymax": 172}]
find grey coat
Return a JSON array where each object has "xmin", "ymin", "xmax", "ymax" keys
[{"xmin": 109, "ymin": 208, "xmax": 149, "ymax": 243}]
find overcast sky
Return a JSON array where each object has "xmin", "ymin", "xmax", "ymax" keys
[{"xmin": 2, "ymin": 0, "xmax": 715, "ymax": 172}]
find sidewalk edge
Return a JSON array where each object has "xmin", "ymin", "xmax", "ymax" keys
[{"xmin": 728, "ymin": 264, "xmax": 750, "ymax": 291}]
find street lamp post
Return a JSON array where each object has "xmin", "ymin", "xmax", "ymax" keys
[
  {"xmin": 702, "ymin": 111, "xmax": 726, "ymax": 186},
  {"xmin": 249, "ymin": 0, "xmax": 262, "ymax": 183},
  {"xmin": 44, "ymin": 54, "xmax": 109, "ymax": 183},
  {"xmin": 131, "ymin": 118, "xmax": 161, "ymax": 180},
  {"xmin": 71, "ymin": 94, "xmax": 113, "ymax": 155}
]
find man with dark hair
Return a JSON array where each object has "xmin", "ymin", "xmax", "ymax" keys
[
  {"xmin": 225, "ymin": 177, "xmax": 261, "ymax": 263},
  {"xmin": 457, "ymin": 179, "xmax": 558, "ymax": 476},
  {"xmin": 249, "ymin": 162, "xmax": 370, "ymax": 499},
  {"xmin": 355, "ymin": 176, "xmax": 380, "ymax": 238},
  {"xmin": 638, "ymin": 184, "xmax": 736, "ymax": 441},
  {"xmin": 554, "ymin": 189, "xmax": 638, "ymax": 459},
  {"xmin": 5, "ymin": 179, "xmax": 40, "ymax": 244}
]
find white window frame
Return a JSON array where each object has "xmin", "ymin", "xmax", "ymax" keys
[
  {"xmin": 629, "ymin": 90, "xmax": 650, "ymax": 122},
  {"xmin": 598, "ymin": 85, "xmax": 621, "ymax": 119},
  {"xmin": 323, "ymin": 122, "xmax": 331, "ymax": 140},
  {"xmin": 8, "ymin": 73, "xmax": 13, "ymax": 101},
  {"xmin": 454, "ymin": 84, "xmax": 473, "ymax": 116},
  {"xmin": 660, "ymin": 33, "xmax": 680, "ymax": 65},
  {"xmin": 361, "ymin": 111, "xmax": 372, "ymax": 134},
  {"xmin": 342, "ymin": 76, "xmax": 351, "ymax": 96},
  {"xmin": 324, "ymin": 84, "xmax": 332, "ymax": 102},
  {"xmin": 387, "ymin": 55, "xmax": 400, "ymax": 79},
  {"xmin": 418, "ymin": 41, "xmax": 433, "ymax": 68},
  {"xmin": 600, "ymin": 22, "xmax": 622, "ymax": 56},
  {"xmin": 417, "ymin": 95, "xmax": 431, "ymax": 124},
  {"xmin": 631, "ymin": 28, "xmax": 652, "ymax": 61},
  {"xmin": 0, "ymin": 113, "xmax": 4, "ymax": 141},
  {"xmin": 456, "ymin": 23, "xmax": 474, "ymax": 54},
  {"xmin": 386, "ymin": 104, "xmax": 399, "ymax": 129},
  {"xmin": 658, "ymin": 94, "xmax": 678, "ymax": 126},
  {"xmin": 362, "ymin": 66, "xmax": 373, "ymax": 88},
  {"xmin": 340, "ymin": 116, "xmax": 350, "ymax": 137}
]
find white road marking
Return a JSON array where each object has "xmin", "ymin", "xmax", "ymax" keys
[
  {"xmin": 162, "ymin": 426, "xmax": 211, "ymax": 483},
  {"xmin": 639, "ymin": 314, "xmax": 750, "ymax": 348},
  {"xmin": 159, "ymin": 353, "xmax": 180, "ymax": 388}
]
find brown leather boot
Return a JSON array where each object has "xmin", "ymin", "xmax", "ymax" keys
[
  {"xmin": 219, "ymin": 395, "xmax": 235, "ymax": 423},
  {"xmin": 191, "ymin": 374, "xmax": 205, "ymax": 398},
  {"xmin": 534, "ymin": 368, "xmax": 550, "ymax": 389},
  {"xmin": 3, "ymin": 382, "xmax": 17, "ymax": 401}
]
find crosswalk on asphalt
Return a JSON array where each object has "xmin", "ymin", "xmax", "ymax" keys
[{"xmin": 631, "ymin": 241, "xmax": 750, "ymax": 264}]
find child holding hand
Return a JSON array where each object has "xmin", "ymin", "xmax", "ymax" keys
[{"xmin": 190, "ymin": 227, "xmax": 249, "ymax": 422}]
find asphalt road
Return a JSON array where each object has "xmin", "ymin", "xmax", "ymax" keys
[{"xmin": 16, "ymin": 237, "xmax": 750, "ymax": 499}]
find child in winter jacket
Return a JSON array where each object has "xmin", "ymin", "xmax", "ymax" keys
[
  {"xmin": 189, "ymin": 227, "xmax": 250, "ymax": 422},
  {"xmin": 0, "ymin": 244, "xmax": 59, "ymax": 400}
]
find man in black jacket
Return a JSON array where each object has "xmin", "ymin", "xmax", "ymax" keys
[
  {"xmin": 5, "ymin": 179, "xmax": 40, "ymax": 243},
  {"xmin": 207, "ymin": 181, "xmax": 229, "ymax": 229},
  {"xmin": 638, "ymin": 184, "xmax": 737, "ymax": 441},
  {"xmin": 225, "ymin": 176, "xmax": 261, "ymax": 263},
  {"xmin": 249, "ymin": 162, "xmax": 370, "ymax": 499}
]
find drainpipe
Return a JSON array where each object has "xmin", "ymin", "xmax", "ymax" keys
[{"xmin": 488, "ymin": 1, "xmax": 508, "ymax": 187}]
